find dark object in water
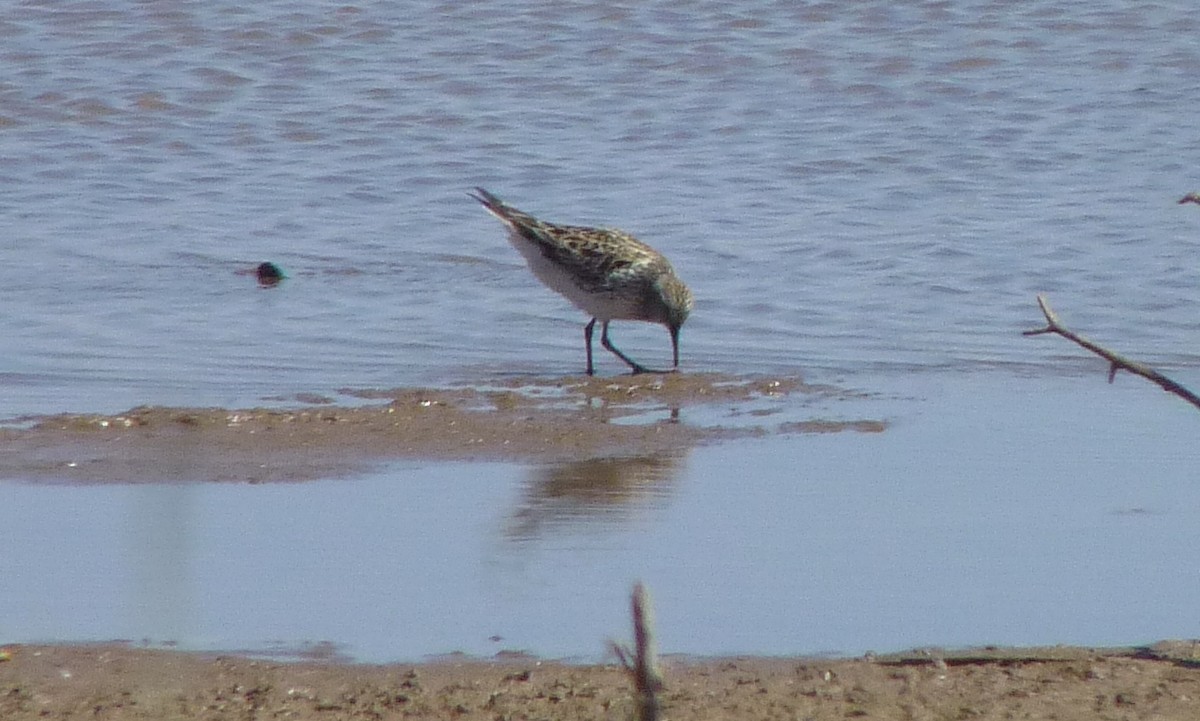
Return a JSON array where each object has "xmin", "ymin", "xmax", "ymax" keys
[
  {"xmin": 256, "ymin": 262, "xmax": 285, "ymax": 286},
  {"xmin": 1178, "ymin": 192, "xmax": 1200, "ymax": 205}
]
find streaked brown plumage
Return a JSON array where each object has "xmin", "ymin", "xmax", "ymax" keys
[{"xmin": 470, "ymin": 187, "xmax": 693, "ymax": 375}]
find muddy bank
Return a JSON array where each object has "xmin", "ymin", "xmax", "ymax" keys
[
  {"xmin": 3, "ymin": 642, "xmax": 1200, "ymax": 720},
  {"xmin": 0, "ymin": 373, "xmax": 885, "ymax": 483}
]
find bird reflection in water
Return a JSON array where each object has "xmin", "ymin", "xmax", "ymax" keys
[{"xmin": 504, "ymin": 453, "xmax": 684, "ymax": 543}]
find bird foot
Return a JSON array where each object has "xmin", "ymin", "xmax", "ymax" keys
[{"xmin": 629, "ymin": 366, "xmax": 677, "ymax": 376}]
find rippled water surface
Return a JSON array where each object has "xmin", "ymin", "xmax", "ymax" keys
[
  {"xmin": 3, "ymin": 0, "xmax": 1200, "ymax": 411},
  {"xmin": 4, "ymin": 0, "xmax": 1200, "ymax": 660}
]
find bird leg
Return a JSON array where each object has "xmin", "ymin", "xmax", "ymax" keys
[
  {"xmin": 669, "ymin": 324, "xmax": 680, "ymax": 371},
  {"xmin": 584, "ymin": 318, "xmax": 596, "ymax": 376},
  {"xmin": 600, "ymin": 321, "xmax": 655, "ymax": 375}
]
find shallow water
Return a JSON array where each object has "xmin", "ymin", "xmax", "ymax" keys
[
  {"xmin": 3, "ymin": 0, "xmax": 1200, "ymax": 660},
  {"xmin": 4, "ymin": 374, "xmax": 1199, "ymax": 661}
]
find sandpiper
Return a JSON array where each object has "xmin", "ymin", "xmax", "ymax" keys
[{"xmin": 470, "ymin": 187, "xmax": 693, "ymax": 375}]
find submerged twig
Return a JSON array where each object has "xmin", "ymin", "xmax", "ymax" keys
[
  {"xmin": 1023, "ymin": 294, "xmax": 1200, "ymax": 411},
  {"xmin": 610, "ymin": 582, "xmax": 664, "ymax": 721}
]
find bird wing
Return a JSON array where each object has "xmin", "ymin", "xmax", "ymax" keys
[{"xmin": 470, "ymin": 187, "xmax": 665, "ymax": 289}]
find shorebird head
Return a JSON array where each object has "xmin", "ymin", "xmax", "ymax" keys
[{"xmin": 655, "ymin": 274, "xmax": 693, "ymax": 369}]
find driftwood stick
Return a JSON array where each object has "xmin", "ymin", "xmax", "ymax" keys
[
  {"xmin": 611, "ymin": 582, "xmax": 663, "ymax": 721},
  {"xmin": 1024, "ymin": 294, "xmax": 1200, "ymax": 411}
]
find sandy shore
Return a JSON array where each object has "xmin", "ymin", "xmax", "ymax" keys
[
  {"xmin": 4, "ymin": 642, "xmax": 1200, "ymax": 720},
  {"xmin": 7, "ymin": 376, "xmax": 1195, "ymax": 718},
  {"xmin": 0, "ymin": 373, "xmax": 883, "ymax": 482}
]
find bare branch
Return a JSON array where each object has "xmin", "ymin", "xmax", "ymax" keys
[
  {"xmin": 609, "ymin": 582, "xmax": 663, "ymax": 721},
  {"xmin": 1024, "ymin": 294, "xmax": 1200, "ymax": 411}
]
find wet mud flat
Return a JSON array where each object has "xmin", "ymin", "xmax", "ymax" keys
[
  {"xmin": 3, "ymin": 641, "xmax": 1200, "ymax": 720},
  {"xmin": 0, "ymin": 373, "xmax": 884, "ymax": 483}
]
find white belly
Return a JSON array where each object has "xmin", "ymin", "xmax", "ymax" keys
[{"xmin": 508, "ymin": 232, "xmax": 646, "ymax": 322}]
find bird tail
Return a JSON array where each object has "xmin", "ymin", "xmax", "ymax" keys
[{"xmin": 468, "ymin": 187, "xmax": 543, "ymax": 231}]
